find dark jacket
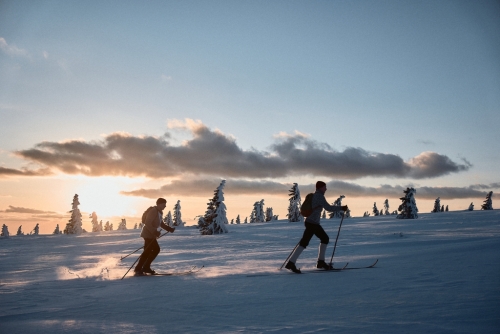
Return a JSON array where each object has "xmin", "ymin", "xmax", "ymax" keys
[{"xmin": 305, "ymin": 191, "xmax": 342, "ymax": 225}]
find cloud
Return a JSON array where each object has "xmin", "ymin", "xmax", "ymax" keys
[
  {"xmin": 13, "ymin": 119, "xmax": 471, "ymax": 180},
  {"xmin": 0, "ymin": 166, "xmax": 51, "ymax": 177},
  {"xmin": 0, "ymin": 37, "xmax": 29, "ymax": 57},
  {"xmin": 120, "ymin": 179, "xmax": 289, "ymax": 198},
  {"xmin": 121, "ymin": 178, "xmax": 498, "ymax": 200},
  {"xmin": 2, "ymin": 205, "xmax": 58, "ymax": 214}
]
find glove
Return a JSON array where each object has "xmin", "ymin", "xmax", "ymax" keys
[
  {"xmin": 155, "ymin": 230, "xmax": 161, "ymax": 238},
  {"xmin": 341, "ymin": 205, "xmax": 349, "ymax": 212},
  {"xmin": 167, "ymin": 226, "xmax": 176, "ymax": 233}
]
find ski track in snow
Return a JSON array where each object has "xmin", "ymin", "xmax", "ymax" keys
[{"xmin": 1, "ymin": 210, "xmax": 499, "ymax": 333}]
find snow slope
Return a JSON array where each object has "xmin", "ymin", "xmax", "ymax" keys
[{"xmin": 1, "ymin": 210, "xmax": 499, "ymax": 333}]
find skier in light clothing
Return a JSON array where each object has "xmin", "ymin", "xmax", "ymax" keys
[{"xmin": 285, "ymin": 181, "xmax": 348, "ymax": 273}]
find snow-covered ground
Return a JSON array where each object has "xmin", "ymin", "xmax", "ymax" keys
[{"xmin": 1, "ymin": 210, "xmax": 499, "ymax": 333}]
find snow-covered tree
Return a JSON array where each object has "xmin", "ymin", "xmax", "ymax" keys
[
  {"xmin": 481, "ymin": 191, "xmax": 493, "ymax": 210},
  {"xmin": 322, "ymin": 210, "xmax": 326, "ymax": 219},
  {"xmin": 287, "ymin": 183, "xmax": 303, "ymax": 222},
  {"xmin": 133, "ymin": 223, "xmax": 138, "ymax": 229},
  {"xmin": 440, "ymin": 205, "xmax": 445, "ymax": 212},
  {"xmin": 117, "ymin": 219, "xmax": 127, "ymax": 230},
  {"xmin": 273, "ymin": 214, "xmax": 279, "ymax": 220},
  {"xmin": 16, "ymin": 225, "xmax": 24, "ymax": 236},
  {"xmin": 198, "ymin": 180, "xmax": 229, "ymax": 235},
  {"xmin": 1, "ymin": 224, "xmax": 9, "ymax": 237},
  {"xmin": 64, "ymin": 194, "xmax": 83, "ymax": 234},
  {"xmin": 32, "ymin": 223, "xmax": 39, "ymax": 235},
  {"xmin": 104, "ymin": 221, "xmax": 111, "ymax": 231},
  {"xmin": 250, "ymin": 200, "xmax": 265, "ymax": 223},
  {"xmin": 445, "ymin": 205, "xmax": 449, "ymax": 212},
  {"xmin": 468, "ymin": 202, "xmax": 474, "ymax": 211},
  {"xmin": 90, "ymin": 212, "xmax": 101, "ymax": 232},
  {"xmin": 235, "ymin": 215, "xmax": 241, "ymax": 224},
  {"xmin": 345, "ymin": 208, "xmax": 351, "ymax": 218},
  {"xmin": 363, "ymin": 211, "xmax": 370, "ymax": 217},
  {"xmin": 329, "ymin": 195, "xmax": 345, "ymax": 219},
  {"xmin": 431, "ymin": 197, "xmax": 441, "ymax": 213},
  {"xmin": 244, "ymin": 217, "xmax": 248, "ymax": 224},
  {"xmin": 230, "ymin": 219, "xmax": 234, "ymax": 224},
  {"xmin": 397, "ymin": 187, "xmax": 418, "ymax": 219},
  {"xmin": 384, "ymin": 199, "xmax": 390, "ymax": 215},
  {"xmin": 172, "ymin": 200, "xmax": 184, "ymax": 227},
  {"xmin": 373, "ymin": 202, "xmax": 379, "ymax": 216},
  {"xmin": 53, "ymin": 224, "xmax": 60, "ymax": 235},
  {"xmin": 265, "ymin": 207, "xmax": 274, "ymax": 222},
  {"xmin": 164, "ymin": 211, "xmax": 173, "ymax": 227}
]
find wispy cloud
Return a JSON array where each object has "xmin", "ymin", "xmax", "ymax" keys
[
  {"xmin": 0, "ymin": 166, "xmax": 52, "ymax": 177},
  {"xmin": 0, "ymin": 37, "xmax": 29, "ymax": 58},
  {"xmin": 11, "ymin": 119, "xmax": 471, "ymax": 180},
  {"xmin": 121, "ymin": 178, "xmax": 498, "ymax": 200},
  {"xmin": 2, "ymin": 205, "xmax": 58, "ymax": 214}
]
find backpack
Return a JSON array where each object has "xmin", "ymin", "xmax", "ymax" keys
[
  {"xmin": 300, "ymin": 193, "xmax": 315, "ymax": 217},
  {"xmin": 142, "ymin": 206, "xmax": 155, "ymax": 224}
]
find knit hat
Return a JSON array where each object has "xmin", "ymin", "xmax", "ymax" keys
[{"xmin": 316, "ymin": 181, "xmax": 326, "ymax": 189}]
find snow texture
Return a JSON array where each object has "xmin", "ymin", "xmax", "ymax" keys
[{"xmin": 0, "ymin": 210, "xmax": 499, "ymax": 333}]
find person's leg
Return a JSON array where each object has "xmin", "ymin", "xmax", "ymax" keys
[
  {"xmin": 312, "ymin": 225, "xmax": 333, "ymax": 269},
  {"xmin": 286, "ymin": 223, "xmax": 315, "ymax": 273},
  {"xmin": 142, "ymin": 239, "xmax": 160, "ymax": 272},
  {"xmin": 135, "ymin": 238, "xmax": 155, "ymax": 273}
]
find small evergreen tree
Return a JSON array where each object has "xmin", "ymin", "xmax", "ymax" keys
[
  {"xmin": 235, "ymin": 215, "xmax": 241, "ymax": 224},
  {"xmin": 164, "ymin": 211, "xmax": 173, "ymax": 227},
  {"xmin": 53, "ymin": 224, "xmax": 60, "ymax": 235},
  {"xmin": 244, "ymin": 217, "xmax": 248, "ymax": 224},
  {"xmin": 173, "ymin": 200, "xmax": 184, "ymax": 227},
  {"xmin": 397, "ymin": 187, "xmax": 418, "ymax": 219},
  {"xmin": 329, "ymin": 195, "xmax": 345, "ymax": 219},
  {"xmin": 431, "ymin": 197, "xmax": 441, "ymax": 213},
  {"xmin": 363, "ymin": 211, "xmax": 370, "ymax": 217},
  {"xmin": 383, "ymin": 199, "xmax": 390, "ymax": 215},
  {"xmin": 16, "ymin": 225, "xmax": 24, "ymax": 236},
  {"xmin": 133, "ymin": 223, "xmax": 138, "ymax": 229},
  {"xmin": 287, "ymin": 183, "xmax": 303, "ymax": 222},
  {"xmin": 230, "ymin": 219, "xmax": 234, "ymax": 224},
  {"xmin": 90, "ymin": 212, "xmax": 101, "ymax": 232},
  {"xmin": 99, "ymin": 220, "xmax": 103, "ymax": 231},
  {"xmin": 322, "ymin": 210, "xmax": 326, "ymax": 219},
  {"xmin": 64, "ymin": 194, "xmax": 83, "ymax": 234},
  {"xmin": 468, "ymin": 202, "xmax": 474, "ymax": 211},
  {"xmin": 345, "ymin": 208, "xmax": 351, "ymax": 218},
  {"xmin": 265, "ymin": 207, "xmax": 274, "ymax": 222},
  {"xmin": 117, "ymin": 219, "xmax": 127, "ymax": 230},
  {"xmin": 481, "ymin": 191, "xmax": 493, "ymax": 210},
  {"xmin": 373, "ymin": 202, "xmax": 379, "ymax": 216},
  {"xmin": 250, "ymin": 200, "xmax": 265, "ymax": 223},
  {"xmin": 32, "ymin": 223, "xmax": 39, "ymax": 235},
  {"xmin": 1, "ymin": 224, "xmax": 9, "ymax": 237},
  {"xmin": 440, "ymin": 205, "xmax": 445, "ymax": 212},
  {"xmin": 445, "ymin": 205, "xmax": 449, "ymax": 212},
  {"xmin": 104, "ymin": 221, "xmax": 111, "ymax": 231},
  {"xmin": 273, "ymin": 214, "xmax": 279, "ymax": 220},
  {"xmin": 198, "ymin": 180, "xmax": 229, "ymax": 235}
]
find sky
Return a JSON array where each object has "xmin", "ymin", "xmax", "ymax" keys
[{"xmin": 1, "ymin": 0, "xmax": 499, "ymax": 234}]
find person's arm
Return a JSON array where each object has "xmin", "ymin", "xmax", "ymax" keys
[
  {"xmin": 160, "ymin": 221, "xmax": 175, "ymax": 233},
  {"xmin": 320, "ymin": 196, "xmax": 348, "ymax": 213}
]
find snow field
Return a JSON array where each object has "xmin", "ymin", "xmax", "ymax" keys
[{"xmin": 0, "ymin": 210, "xmax": 499, "ymax": 333}]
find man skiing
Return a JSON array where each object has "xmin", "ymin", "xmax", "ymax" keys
[
  {"xmin": 134, "ymin": 198, "xmax": 175, "ymax": 275},
  {"xmin": 285, "ymin": 181, "xmax": 348, "ymax": 273}
]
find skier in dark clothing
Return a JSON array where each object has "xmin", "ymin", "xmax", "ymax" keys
[
  {"xmin": 285, "ymin": 181, "xmax": 348, "ymax": 273},
  {"xmin": 134, "ymin": 198, "xmax": 175, "ymax": 275}
]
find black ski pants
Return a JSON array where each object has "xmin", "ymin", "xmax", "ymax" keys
[
  {"xmin": 299, "ymin": 222, "xmax": 329, "ymax": 248},
  {"xmin": 135, "ymin": 238, "xmax": 160, "ymax": 271}
]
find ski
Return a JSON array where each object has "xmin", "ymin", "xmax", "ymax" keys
[
  {"xmin": 138, "ymin": 265, "xmax": 204, "ymax": 277},
  {"xmin": 342, "ymin": 259, "xmax": 378, "ymax": 270}
]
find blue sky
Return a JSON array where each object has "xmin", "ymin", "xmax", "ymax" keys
[{"xmin": 1, "ymin": 1, "xmax": 499, "ymax": 232}]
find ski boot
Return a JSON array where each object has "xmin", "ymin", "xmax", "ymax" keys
[
  {"xmin": 285, "ymin": 261, "xmax": 301, "ymax": 274},
  {"xmin": 316, "ymin": 260, "xmax": 334, "ymax": 270}
]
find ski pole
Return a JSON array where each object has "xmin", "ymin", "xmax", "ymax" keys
[
  {"xmin": 121, "ymin": 253, "xmax": 142, "ymax": 280},
  {"xmin": 280, "ymin": 241, "xmax": 300, "ymax": 269},
  {"xmin": 120, "ymin": 231, "xmax": 170, "ymax": 260},
  {"xmin": 329, "ymin": 212, "xmax": 345, "ymax": 266}
]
